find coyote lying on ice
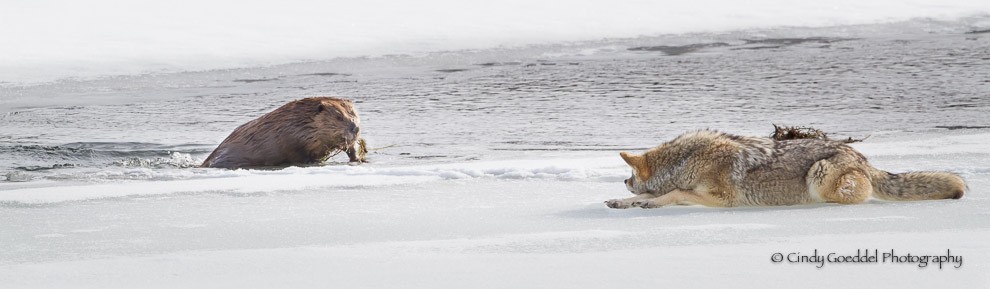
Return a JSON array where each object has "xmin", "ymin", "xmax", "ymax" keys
[{"xmin": 606, "ymin": 130, "xmax": 965, "ymax": 208}]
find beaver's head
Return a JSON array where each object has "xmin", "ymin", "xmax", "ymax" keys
[{"xmin": 310, "ymin": 97, "xmax": 361, "ymax": 150}]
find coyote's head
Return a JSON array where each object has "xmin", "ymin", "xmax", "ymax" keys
[{"xmin": 620, "ymin": 151, "xmax": 653, "ymax": 195}]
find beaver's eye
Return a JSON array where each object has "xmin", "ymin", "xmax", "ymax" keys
[{"xmin": 336, "ymin": 115, "xmax": 344, "ymax": 121}]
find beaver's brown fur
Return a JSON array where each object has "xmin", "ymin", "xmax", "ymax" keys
[{"xmin": 201, "ymin": 97, "xmax": 365, "ymax": 169}]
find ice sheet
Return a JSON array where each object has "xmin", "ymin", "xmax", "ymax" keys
[{"xmin": 2, "ymin": 173, "xmax": 987, "ymax": 288}]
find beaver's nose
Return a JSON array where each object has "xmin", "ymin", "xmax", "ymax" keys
[
  {"xmin": 349, "ymin": 123, "xmax": 360, "ymax": 134},
  {"xmin": 624, "ymin": 179, "xmax": 628, "ymax": 184}
]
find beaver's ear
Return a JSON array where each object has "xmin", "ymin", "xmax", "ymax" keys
[
  {"xmin": 619, "ymin": 152, "xmax": 652, "ymax": 181},
  {"xmin": 316, "ymin": 103, "xmax": 325, "ymax": 113}
]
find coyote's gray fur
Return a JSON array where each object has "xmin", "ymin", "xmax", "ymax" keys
[{"xmin": 606, "ymin": 130, "xmax": 965, "ymax": 208}]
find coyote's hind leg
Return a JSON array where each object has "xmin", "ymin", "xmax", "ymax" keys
[{"xmin": 807, "ymin": 158, "xmax": 872, "ymax": 204}]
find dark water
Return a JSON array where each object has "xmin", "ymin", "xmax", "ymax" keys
[{"xmin": 1, "ymin": 18, "xmax": 989, "ymax": 181}]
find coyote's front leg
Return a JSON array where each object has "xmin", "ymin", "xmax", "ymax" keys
[
  {"xmin": 632, "ymin": 189, "xmax": 724, "ymax": 208},
  {"xmin": 605, "ymin": 193, "xmax": 657, "ymax": 209}
]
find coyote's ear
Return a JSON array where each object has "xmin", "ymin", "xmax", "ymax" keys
[
  {"xmin": 619, "ymin": 152, "xmax": 652, "ymax": 181},
  {"xmin": 619, "ymin": 152, "xmax": 637, "ymax": 166}
]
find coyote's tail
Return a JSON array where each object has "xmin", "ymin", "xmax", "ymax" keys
[{"xmin": 869, "ymin": 169, "xmax": 966, "ymax": 201}]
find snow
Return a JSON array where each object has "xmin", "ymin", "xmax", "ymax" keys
[
  {"xmin": 1, "ymin": 174, "xmax": 987, "ymax": 288},
  {"xmin": 3, "ymin": 0, "xmax": 990, "ymax": 84},
  {"xmin": 0, "ymin": 155, "xmax": 624, "ymax": 204},
  {"xmin": 1, "ymin": 138, "xmax": 988, "ymax": 288},
  {"xmin": 7, "ymin": 233, "xmax": 981, "ymax": 289}
]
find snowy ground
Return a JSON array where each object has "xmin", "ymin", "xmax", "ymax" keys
[{"xmin": 1, "ymin": 136, "xmax": 989, "ymax": 288}]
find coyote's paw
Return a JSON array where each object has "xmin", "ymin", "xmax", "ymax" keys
[
  {"xmin": 632, "ymin": 200, "xmax": 662, "ymax": 209},
  {"xmin": 605, "ymin": 199, "xmax": 634, "ymax": 209}
]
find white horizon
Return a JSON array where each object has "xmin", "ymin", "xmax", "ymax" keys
[{"xmin": 2, "ymin": 0, "xmax": 989, "ymax": 84}]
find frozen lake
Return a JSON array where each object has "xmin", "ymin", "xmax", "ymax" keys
[{"xmin": 2, "ymin": 15, "xmax": 990, "ymax": 289}]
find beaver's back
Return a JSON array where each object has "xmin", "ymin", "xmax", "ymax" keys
[{"xmin": 202, "ymin": 97, "xmax": 360, "ymax": 169}]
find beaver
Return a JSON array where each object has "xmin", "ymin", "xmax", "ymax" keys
[{"xmin": 201, "ymin": 97, "xmax": 366, "ymax": 169}]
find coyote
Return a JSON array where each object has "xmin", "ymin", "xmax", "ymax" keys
[{"xmin": 606, "ymin": 130, "xmax": 965, "ymax": 208}]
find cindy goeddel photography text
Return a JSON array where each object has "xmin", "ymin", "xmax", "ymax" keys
[{"xmin": 771, "ymin": 249, "xmax": 964, "ymax": 269}]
